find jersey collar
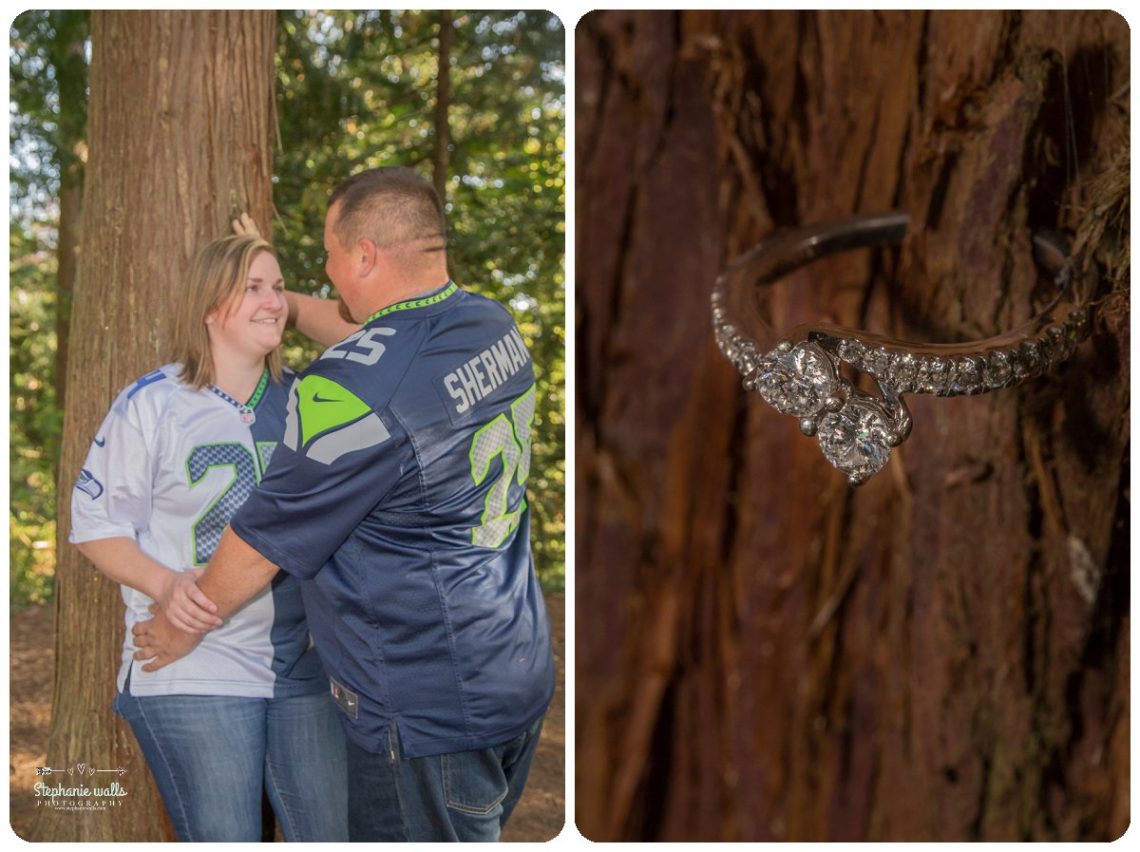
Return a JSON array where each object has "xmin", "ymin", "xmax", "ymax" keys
[
  {"xmin": 245, "ymin": 368, "xmax": 270, "ymax": 408},
  {"xmin": 364, "ymin": 281, "xmax": 458, "ymax": 324},
  {"xmin": 207, "ymin": 368, "xmax": 270, "ymax": 425}
]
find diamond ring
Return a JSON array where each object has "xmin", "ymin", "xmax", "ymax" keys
[{"xmin": 710, "ymin": 212, "xmax": 1094, "ymax": 484}]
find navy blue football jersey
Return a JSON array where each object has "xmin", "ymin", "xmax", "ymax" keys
[{"xmin": 231, "ymin": 282, "xmax": 554, "ymax": 758}]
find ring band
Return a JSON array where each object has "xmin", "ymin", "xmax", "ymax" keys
[{"xmin": 710, "ymin": 212, "xmax": 1094, "ymax": 484}]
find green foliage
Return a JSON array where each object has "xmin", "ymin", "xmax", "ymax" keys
[
  {"xmin": 9, "ymin": 10, "xmax": 89, "ymax": 214},
  {"xmin": 9, "ymin": 10, "xmax": 88, "ymax": 608},
  {"xmin": 10, "ymin": 222, "xmax": 62, "ymax": 607}
]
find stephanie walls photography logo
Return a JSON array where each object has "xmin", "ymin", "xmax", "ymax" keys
[{"xmin": 34, "ymin": 763, "xmax": 129, "ymax": 811}]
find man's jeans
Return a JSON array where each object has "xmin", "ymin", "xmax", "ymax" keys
[
  {"xmin": 346, "ymin": 715, "xmax": 545, "ymax": 841},
  {"xmin": 114, "ymin": 680, "xmax": 348, "ymax": 841}
]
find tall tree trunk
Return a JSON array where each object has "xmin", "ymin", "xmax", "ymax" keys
[
  {"xmin": 54, "ymin": 166, "xmax": 82, "ymax": 416},
  {"xmin": 433, "ymin": 9, "xmax": 452, "ymax": 204},
  {"xmin": 41, "ymin": 10, "xmax": 276, "ymax": 841},
  {"xmin": 577, "ymin": 10, "xmax": 1128, "ymax": 842},
  {"xmin": 50, "ymin": 12, "xmax": 89, "ymax": 419}
]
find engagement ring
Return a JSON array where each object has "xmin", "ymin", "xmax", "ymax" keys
[{"xmin": 711, "ymin": 212, "xmax": 1094, "ymax": 484}]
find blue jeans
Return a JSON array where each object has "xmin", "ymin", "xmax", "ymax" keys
[
  {"xmin": 114, "ymin": 679, "xmax": 348, "ymax": 841},
  {"xmin": 346, "ymin": 715, "xmax": 545, "ymax": 841}
]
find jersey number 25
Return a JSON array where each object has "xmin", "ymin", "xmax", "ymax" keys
[{"xmin": 469, "ymin": 384, "xmax": 536, "ymax": 548}]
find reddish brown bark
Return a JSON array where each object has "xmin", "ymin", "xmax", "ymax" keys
[
  {"xmin": 41, "ymin": 11, "xmax": 276, "ymax": 841},
  {"xmin": 47, "ymin": 15, "xmax": 87, "ymax": 418},
  {"xmin": 577, "ymin": 10, "xmax": 1128, "ymax": 842},
  {"xmin": 54, "ymin": 178, "xmax": 81, "ymax": 411}
]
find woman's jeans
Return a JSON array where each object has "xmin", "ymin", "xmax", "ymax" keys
[{"xmin": 114, "ymin": 680, "xmax": 348, "ymax": 842}]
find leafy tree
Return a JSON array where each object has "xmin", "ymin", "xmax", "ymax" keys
[
  {"xmin": 9, "ymin": 221, "xmax": 61, "ymax": 605},
  {"xmin": 9, "ymin": 10, "xmax": 89, "ymax": 607},
  {"xmin": 9, "ymin": 10, "xmax": 88, "ymax": 217}
]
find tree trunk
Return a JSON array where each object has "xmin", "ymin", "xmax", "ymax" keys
[
  {"xmin": 433, "ymin": 9, "xmax": 452, "ymax": 204},
  {"xmin": 50, "ymin": 12, "xmax": 89, "ymax": 419},
  {"xmin": 54, "ymin": 173, "xmax": 81, "ymax": 416},
  {"xmin": 577, "ymin": 10, "xmax": 1128, "ymax": 842},
  {"xmin": 41, "ymin": 10, "xmax": 276, "ymax": 841}
]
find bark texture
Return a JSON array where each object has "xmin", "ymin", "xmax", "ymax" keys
[
  {"xmin": 54, "ymin": 178, "xmax": 81, "ymax": 411},
  {"xmin": 42, "ymin": 11, "xmax": 276, "ymax": 841},
  {"xmin": 433, "ymin": 9, "xmax": 453, "ymax": 204},
  {"xmin": 576, "ymin": 10, "xmax": 1128, "ymax": 842}
]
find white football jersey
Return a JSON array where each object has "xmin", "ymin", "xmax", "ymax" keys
[{"xmin": 70, "ymin": 363, "xmax": 324, "ymax": 698}]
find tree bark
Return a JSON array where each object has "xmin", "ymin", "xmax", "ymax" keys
[
  {"xmin": 54, "ymin": 180, "xmax": 81, "ymax": 413},
  {"xmin": 433, "ymin": 9, "xmax": 452, "ymax": 204},
  {"xmin": 42, "ymin": 10, "xmax": 276, "ymax": 841},
  {"xmin": 577, "ymin": 10, "xmax": 1128, "ymax": 842},
  {"xmin": 50, "ymin": 12, "xmax": 89, "ymax": 418}
]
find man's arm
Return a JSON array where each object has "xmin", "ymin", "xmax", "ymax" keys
[
  {"xmin": 195, "ymin": 526, "xmax": 280, "ymax": 618},
  {"xmin": 131, "ymin": 527, "xmax": 280, "ymax": 671},
  {"xmin": 285, "ymin": 290, "xmax": 360, "ymax": 348}
]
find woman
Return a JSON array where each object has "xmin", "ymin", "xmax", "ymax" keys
[{"xmin": 70, "ymin": 233, "xmax": 355, "ymax": 841}]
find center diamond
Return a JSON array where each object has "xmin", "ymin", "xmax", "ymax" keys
[
  {"xmin": 816, "ymin": 398, "xmax": 893, "ymax": 483},
  {"xmin": 755, "ymin": 342, "xmax": 837, "ymax": 416}
]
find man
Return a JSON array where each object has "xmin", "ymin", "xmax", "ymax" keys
[{"xmin": 135, "ymin": 167, "xmax": 554, "ymax": 841}]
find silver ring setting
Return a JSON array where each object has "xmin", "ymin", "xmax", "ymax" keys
[{"xmin": 711, "ymin": 213, "xmax": 1093, "ymax": 484}]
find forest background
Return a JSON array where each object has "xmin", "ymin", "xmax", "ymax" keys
[
  {"xmin": 10, "ymin": 9, "xmax": 567, "ymax": 606},
  {"xmin": 9, "ymin": 9, "xmax": 565, "ymax": 841}
]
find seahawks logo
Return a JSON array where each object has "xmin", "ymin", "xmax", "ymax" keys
[
  {"xmin": 283, "ymin": 375, "xmax": 390, "ymax": 465},
  {"xmin": 76, "ymin": 468, "xmax": 104, "ymax": 500}
]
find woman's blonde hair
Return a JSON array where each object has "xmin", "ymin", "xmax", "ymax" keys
[{"xmin": 171, "ymin": 234, "xmax": 284, "ymax": 389}]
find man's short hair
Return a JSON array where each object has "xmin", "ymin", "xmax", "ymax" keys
[{"xmin": 328, "ymin": 167, "xmax": 446, "ymax": 254}]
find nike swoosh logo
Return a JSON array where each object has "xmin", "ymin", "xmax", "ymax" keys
[
  {"xmin": 94, "ymin": 437, "xmax": 106, "ymax": 447},
  {"xmin": 311, "ymin": 393, "xmax": 340, "ymax": 404}
]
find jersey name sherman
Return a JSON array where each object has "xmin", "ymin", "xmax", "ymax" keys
[{"xmin": 441, "ymin": 326, "xmax": 531, "ymax": 416}]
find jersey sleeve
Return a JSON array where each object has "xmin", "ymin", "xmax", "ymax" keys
[
  {"xmin": 69, "ymin": 390, "xmax": 155, "ymax": 544},
  {"xmin": 230, "ymin": 330, "xmax": 422, "ymax": 580}
]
